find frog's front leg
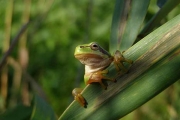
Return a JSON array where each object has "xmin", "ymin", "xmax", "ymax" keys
[
  {"xmin": 87, "ymin": 70, "xmax": 115, "ymax": 89},
  {"xmin": 72, "ymin": 88, "xmax": 86, "ymax": 107},
  {"xmin": 113, "ymin": 50, "xmax": 133, "ymax": 72}
]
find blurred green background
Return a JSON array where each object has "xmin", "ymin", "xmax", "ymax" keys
[{"xmin": 0, "ymin": 0, "xmax": 180, "ymax": 119}]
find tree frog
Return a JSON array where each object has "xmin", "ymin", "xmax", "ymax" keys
[{"xmin": 72, "ymin": 42, "xmax": 132, "ymax": 107}]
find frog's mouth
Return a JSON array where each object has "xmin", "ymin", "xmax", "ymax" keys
[
  {"xmin": 75, "ymin": 53, "xmax": 104, "ymax": 65},
  {"xmin": 75, "ymin": 53, "xmax": 113, "ymax": 68}
]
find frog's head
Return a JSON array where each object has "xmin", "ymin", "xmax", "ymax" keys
[{"xmin": 74, "ymin": 42, "xmax": 111, "ymax": 65}]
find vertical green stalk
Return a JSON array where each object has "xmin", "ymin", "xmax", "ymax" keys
[{"xmin": 110, "ymin": 0, "xmax": 149, "ymax": 53}]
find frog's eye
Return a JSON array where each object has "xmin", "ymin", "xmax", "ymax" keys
[{"xmin": 90, "ymin": 43, "xmax": 99, "ymax": 50}]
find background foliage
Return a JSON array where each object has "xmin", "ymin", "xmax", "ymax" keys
[{"xmin": 0, "ymin": 0, "xmax": 180, "ymax": 119}]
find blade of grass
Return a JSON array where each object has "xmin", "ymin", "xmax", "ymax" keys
[
  {"xmin": 89, "ymin": 48, "xmax": 180, "ymax": 119},
  {"xmin": 96, "ymin": 24, "xmax": 180, "ymax": 107},
  {"xmin": 110, "ymin": 0, "xmax": 150, "ymax": 53}
]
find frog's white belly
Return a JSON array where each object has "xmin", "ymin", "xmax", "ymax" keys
[{"xmin": 84, "ymin": 58, "xmax": 112, "ymax": 73}]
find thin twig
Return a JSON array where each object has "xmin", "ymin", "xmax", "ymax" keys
[{"xmin": 0, "ymin": 22, "xmax": 30, "ymax": 71}]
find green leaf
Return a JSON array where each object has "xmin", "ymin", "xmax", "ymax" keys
[
  {"xmin": 30, "ymin": 95, "xmax": 56, "ymax": 120},
  {"xmin": 0, "ymin": 104, "xmax": 32, "ymax": 120},
  {"xmin": 110, "ymin": 0, "xmax": 150, "ymax": 53},
  {"xmin": 59, "ymin": 11, "xmax": 180, "ymax": 120}
]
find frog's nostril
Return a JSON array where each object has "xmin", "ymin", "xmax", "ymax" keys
[{"xmin": 80, "ymin": 46, "xmax": 84, "ymax": 48}]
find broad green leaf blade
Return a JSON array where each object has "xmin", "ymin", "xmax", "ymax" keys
[
  {"xmin": 139, "ymin": 0, "xmax": 180, "ymax": 37},
  {"xmin": 59, "ymin": 14, "xmax": 180, "ymax": 120},
  {"xmin": 30, "ymin": 95, "xmax": 56, "ymax": 120},
  {"xmin": 90, "ymin": 48, "xmax": 180, "ymax": 119},
  {"xmin": 110, "ymin": 0, "xmax": 150, "ymax": 53},
  {"xmin": 0, "ymin": 104, "xmax": 32, "ymax": 120}
]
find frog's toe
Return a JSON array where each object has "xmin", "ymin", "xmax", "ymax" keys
[
  {"xmin": 126, "ymin": 59, "xmax": 133, "ymax": 64},
  {"xmin": 98, "ymin": 81, "xmax": 107, "ymax": 90},
  {"xmin": 113, "ymin": 78, "xmax": 117, "ymax": 83},
  {"xmin": 72, "ymin": 88, "xmax": 87, "ymax": 107},
  {"xmin": 75, "ymin": 94, "xmax": 86, "ymax": 107}
]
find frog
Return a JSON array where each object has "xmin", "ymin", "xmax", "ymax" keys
[{"xmin": 72, "ymin": 42, "xmax": 132, "ymax": 107}]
